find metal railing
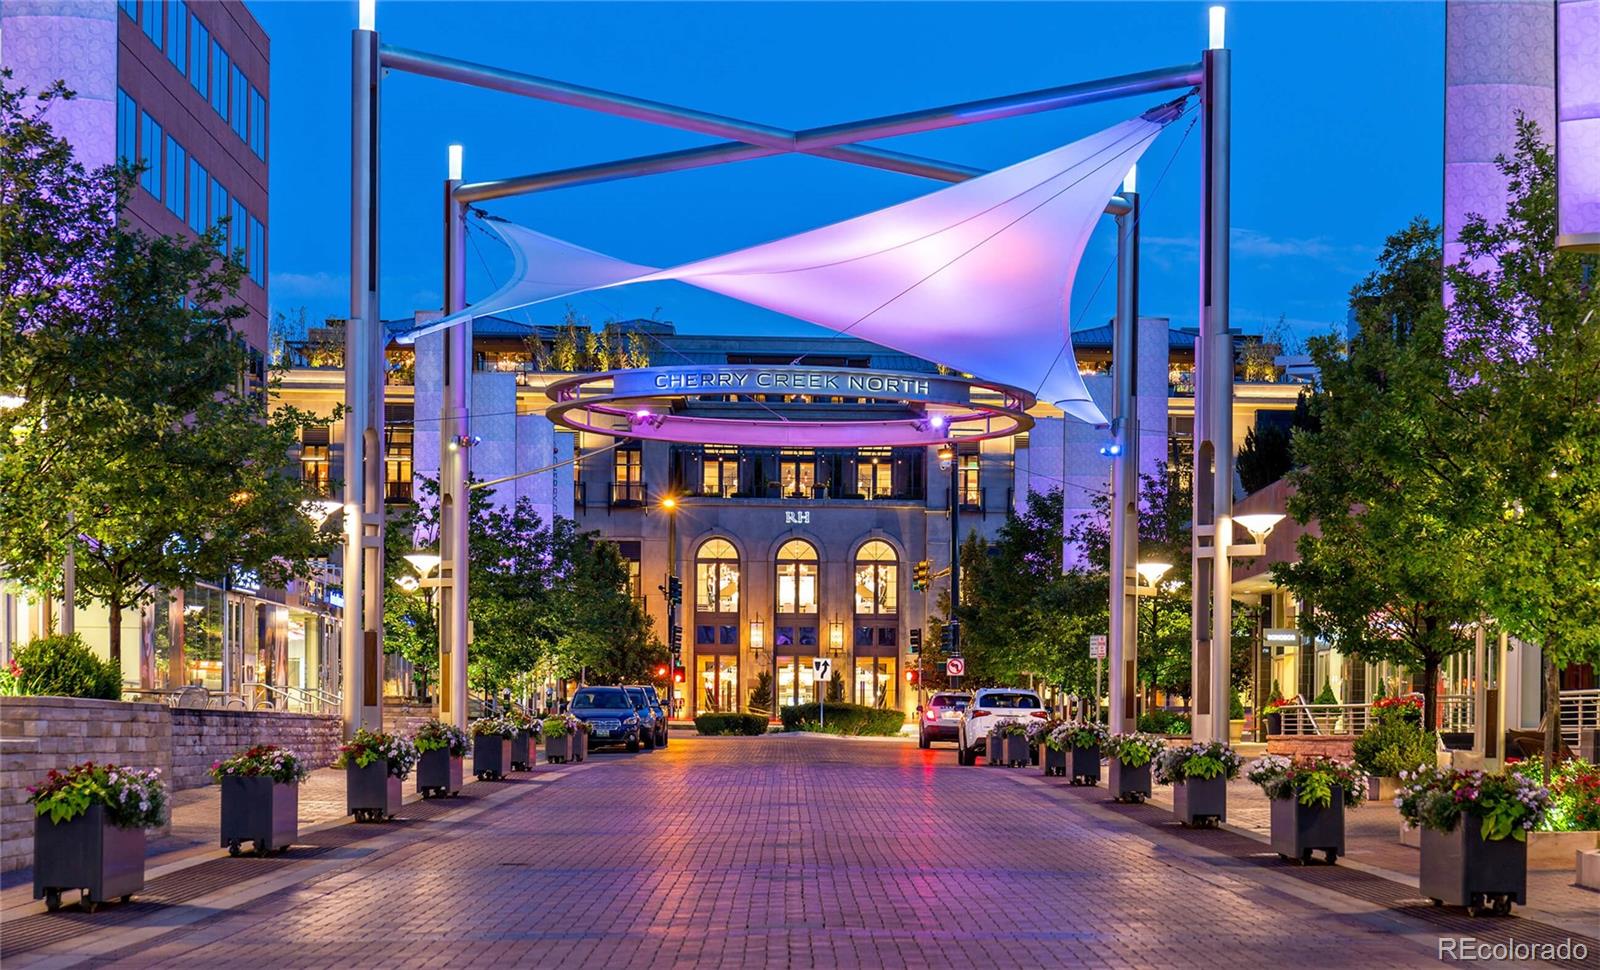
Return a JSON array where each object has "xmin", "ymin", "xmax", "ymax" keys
[
  {"xmin": 1276, "ymin": 700, "xmax": 1374, "ymax": 736},
  {"xmin": 1562, "ymin": 688, "xmax": 1599, "ymax": 747},
  {"xmin": 242, "ymin": 682, "xmax": 342, "ymax": 716},
  {"xmin": 1438, "ymin": 693, "xmax": 1475, "ymax": 734},
  {"xmin": 609, "ymin": 481, "xmax": 647, "ymax": 508}
]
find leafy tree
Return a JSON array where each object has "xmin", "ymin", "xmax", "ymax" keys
[
  {"xmin": 1275, "ymin": 217, "xmax": 1480, "ymax": 731},
  {"xmin": 747, "ymin": 670, "xmax": 774, "ymax": 713},
  {"xmin": 0, "ymin": 75, "xmax": 332, "ymax": 661},
  {"xmin": 1445, "ymin": 118, "xmax": 1600, "ymax": 777},
  {"xmin": 382, "ymin": 501, "xmax": 438, "ymax": 699}
]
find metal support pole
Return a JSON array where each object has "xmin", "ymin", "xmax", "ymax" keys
[
  {"xmin": 1108, "ymin": 189, "xmax": 1141, "ymax": 735},
  {"xmin": 666, "ymin": 507, "xmax": 678, "ymax": 720},
  {"xmin": 948, "ymin": 452, "xmax": 961, "ymax": 693},
  {"xmin": 440, "ymin": 175, "xmax": 471, "ymax": 733},
  {"xmin": 343, "ymin": 24, "xmax": 384, "ymax": 736},
  {"xmin": 61, "ymin": 512, "xmax": 75, "ymax": 637},
  {"xmin": 1191, "ymin": 44, "xmax": 1232, "ymax": 745}
]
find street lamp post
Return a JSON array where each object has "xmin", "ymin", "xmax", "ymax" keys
[
  {"xmin": 661, "ymin": 495, "xmax": 679, "ymax": 720},
  {"xmin": 936, "ymin": 442, "xmax": 961, "ymax": 690}
]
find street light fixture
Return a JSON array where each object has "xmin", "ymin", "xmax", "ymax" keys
[
  {"xmin": 1231, "ymin": 513, "xmax": 1284, "ymax": 556},
  {"xmin": 300, "ymin": 499, "xmax": 343, "ymax": 525},
  {"xmin": 404, "ymin": 553, "xmax": 442, "ymax": 578},
  {"xmin": 395, "ymin": 575, "xmax": 420, "ymax": 593},
  {"xmin": 1134, "ymin": 561, "xmax": 1173, "ymax": 592}
]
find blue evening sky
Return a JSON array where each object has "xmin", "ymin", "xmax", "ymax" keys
[{"xmin": 253, "ymin": 1, "xmax": 1444, "ymax": 348}]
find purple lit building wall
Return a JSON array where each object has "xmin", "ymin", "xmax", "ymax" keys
[
  {"xmin": 1557, "ymin": 0, "xmax": 1600, "ymax": 251},
  {"xmin": 1444, "ymin": 0, "xmax": 1555, "ymax": 273},
  {"xmin": 1, "ymin": 0, "xmax": 270, "ymax": 351}
]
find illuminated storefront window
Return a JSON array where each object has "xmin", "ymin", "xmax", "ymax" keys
[
  {"xmin": 696, "ymin": 538, "xmax": 740, "ymax": 612},
  {"xmin": 853, "ymin": 540, "xmax": 898, "ymax": 614},
  {"xmin": 775, "ymin": 539, "xmax": 818, "ymax": 614}
]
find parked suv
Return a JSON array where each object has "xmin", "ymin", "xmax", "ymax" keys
[
  {"xmin": 570, "ymin": 686, "xmax": 645, "ymax": 752},
  {"xmin": 623, "ymin": 685, "xmax": 663, "ymax": 749},
  {"xmin": 956, "ymin": 688, "xmax": 1049, "ymax": 765},
  {"xmin": 641, "ymin": 685, "xmax": 669, "ymax": 747},
  {"xmin": 916, "ymin": 692, "xmax": 972, "ymax": 748}
]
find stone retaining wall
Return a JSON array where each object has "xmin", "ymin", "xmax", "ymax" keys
[
  {"xmin": 169, "ymin": 709, "xmax": 342, "ymax": 790},
  {"xmin": 1266, "ymin": 735, "xmax": 1357, "ymax": 761},
  {"xmin": 0, "ymin": 696, "xmax": 339, "ymax": 872},
  {"xmin": 382, "ymin": 700, "xmax": 438, "ymax": 739}
]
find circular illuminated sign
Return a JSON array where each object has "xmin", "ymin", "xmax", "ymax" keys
[{"xmin": 545, "ymin": 364, "xmax": 1034, "ymax": 447}]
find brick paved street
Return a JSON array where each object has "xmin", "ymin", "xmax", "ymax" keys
[{"xmin": 3, "ymin": 736, "xmax": 1595, "ymax": 968}]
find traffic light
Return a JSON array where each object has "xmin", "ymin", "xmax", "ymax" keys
[
  {"xmin": 673, "ymin": 666, "xmax": 686, "ymax": 683},
  {"xmin": 656, "ymin": 665, "xmax": 668, "ymax": 679},
  {"xmin": 666, "ymin": 576, "xmax": 682, "ymax": 605},
  {"xmin": 940, "ymin": 620, "xmax": 959, "ymax": 653},
  {"xmin": 913, "ymin": 559, "xmax": 931, "ymax": 591},
  {"xmin": 905, "ymin": 669, "xmax": 920, "ymax": 686},
  {"xmin": 669, "ymin": 624, "xmax": 683, "ymax": 652},
  {"xmin": 909, "ymin": 628, "xmax": 922, "ymax": 654}
]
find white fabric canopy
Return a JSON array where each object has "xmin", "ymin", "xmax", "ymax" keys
[{"xmin": 406, "ymin": 108, "xmax": 1178, "ymax": 424}]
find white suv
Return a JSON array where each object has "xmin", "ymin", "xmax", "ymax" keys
[{"xmin": 956, "ymin": 688, "xmax": 1049, "ymax": 765}]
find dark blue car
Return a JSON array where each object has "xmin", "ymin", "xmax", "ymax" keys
[{"xmin": 570, "ymin": 686, "xmax": 645, "ymax": 752}]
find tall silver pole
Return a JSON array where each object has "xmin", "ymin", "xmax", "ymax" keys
[
  {"xmin": 343, "ymin": 23, "xmax": 384, "ymax": 736},
  {"xmin": 1108, "ymin": 187, "xmax": 1140, "ymax": 735},
  {"xmin": 439, "ymin": 171, "xmax": 471, "ymax": 733},
  {"xmin": 1191, "ymin": 43, "xmax": 1232, "ymax": 745}
]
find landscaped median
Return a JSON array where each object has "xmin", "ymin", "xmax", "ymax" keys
[
  {"xmin": 778, "ymin": 703, "xmax": 903, "ymax": 737},
  {"xmin": 693, "ymin": 713, "xmax": 769, "ymax": 736}
]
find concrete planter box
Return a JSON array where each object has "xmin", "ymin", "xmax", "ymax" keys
[
  {"xmin": 473, "ymin": 735, "xmax": 513, "ymax": 780},
  {"xmin": 33, "ymin": 804, "xmax": 145, "ymax": 912},
  {"xmin": 1400, "ymin": 823, "xmax": 1421, "ymax": 847},
  {"xmin": 1420, "ymin": 822, "xmax": 1527, "ymax": 914},
  {"xmin": 415, "ymin": 749, "xmax": 463, "ymax": 798},
  {"xmin": 1366, "ymin": 775, "xmax": 1401, "ymax": 803},
  {"xmin": 511, "ymin": 730, "xmax": 534, "ymax": 770},
  {"xmin": 1070, "ymin": 745, "xmax": 1101, "ymax": 786},
  {"xmin": 544, "ymin": 734, "xmax": 575, "ymax": 764},
  {"xmin": 220, "ymin": 776, "xmax": 298, "ymax": 856},
  {"xmin": 1172, "ymin": 776, "xmax": 1227, "ymax": 827},
  {"xmin": 986, "ymin": 733, "xmax": 1029, "ymax": 767},
  {"xmin": 1526, "ymin": 830, "xmax": 1600, "ymax": 870},
  {"xmin": 346, "ymin": 762, "xmax": 402, "ymax": 822},
  {"xmin": 1269, "ymin": 790, "xmax": 1345, "ymax": 864},
  {"xmin": 1041, "ymin": 746, "xmax": 1068, "ymax": 777},
  {"xmin": 1109, "ymin": 760, "xmax": 1152, "ymax": 803},
  {"xmin": 575, "ymin": 731, "xmax": 589, "ymax": 762}
]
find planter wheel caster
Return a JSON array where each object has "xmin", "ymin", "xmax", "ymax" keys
[
  {"xmin": 1324, "ymin": 850, "xmax": 1338, "ymax": 865},
  {"xmin": 228, "ymin": 840, "xmax": 242, "ymax": 857},
  {"xmin": 1300, "ymin": 849, "xmax": 1314, "ymax": 866},
  {"xmin": 120, "ymin": 895, "xmax": 132, "ymax": 904},
  {"xmin": 255, "ymin": 841, "xmax": 271, "ymax": 857},
  {"xmin": 45, "ymin": 890, "xmax": 61, "ymax": 912},
  {"xmin": 1429, "ymin": 898, "xmax": 1443, "ymax": 907},
  {"xmin": 81, "ymin": 894, "xmax": 98, "ymax": 914}
]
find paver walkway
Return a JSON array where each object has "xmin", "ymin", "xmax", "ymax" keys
[{"xmin": 1, "ymin": 736, "xmax": 1595, "ymax": 968}]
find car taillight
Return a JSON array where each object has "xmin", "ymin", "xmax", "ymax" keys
[
  {"xmin": 924, "ymin": 709, "xmax": 939, "ymax": 721},
  {"xmin": 971, "ymin": 709, "xmax": 990, "ymax": 718},
  {"xmin": 1030, "ymin": 710, "xmax": 1050, "ymax": 719}
]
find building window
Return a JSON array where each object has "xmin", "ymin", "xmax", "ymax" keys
[
  {"xmin": 119, "ymin": 0, "xmax": 137, "ymax": 20},
  {"xmin": 959, "ymin": 452, "xmax": 980, "ymax": 506},
  {"xmin": 384, "ymin": 406, "xmax": 412, "ymax": 503},
  {"xmin": 300, "ymin": 427, "xmax": 331, "ymax": 491},
  {"xmin": 701, "ymin": 446, "xmax": 737, "ymax": 498},
  {"xmin": 612, "ymin": 446, "xmax": 642, "ymax": 504},
  {"xmin": 625, "ymin": 559, "xmax": 642, "ymax": 600},
  {"xmin": 212, "ymin": 42, "xmax": 229, "ymax": 120},
  {"xmin": 696, "ymin": 654, "xmax": 738, "ymax": 714},
  {"xmin": 212, "ymin": 181, "xmax": 228, "ymax": 242},
  {"xmin": 165, "ymin": 136, "xmax": 186, "ymax": 219},
  {"xmin": 232, "ymin": 199, "xmax": 247, "ymax": 264},
  {"xmin": 139, "ymin": 112, "xmax": 162, "ymax": 199},
  {"xmin": 116, "ymin": 89, "xmax": 137, "ymax": 164},
  {"xmin": 855, "ymin": 656, "xmax": 897, "ymax": 709},
  {"xmin": 168, "ymin": 1, "xmax": 187, "ymax": 72},
  {"xmin": 190, "ymin": 18, "xmax": 209, "ymax": 96},
  {"xmin": 188, "ymin": 159, "xmax": 208, "ymax": 233},
  {"xmin": 249, "ymin": 86, "xmax": 267, "ymax": 159},
  {"xmin": 856, "ymin": 449, "xmax": 892, "ymax": 499},
  {"xmin": 248, "ymin": 215, "xmax": 264, "ymax": 285},
  {"xmin": 779, "ymin": 449, "xmax": 815, "ymax": 499},
  {"xmin": 853, "ymin": 540, "xmax": 898, "ymax": 614},
  {"xmin": 231, "ymin": 65, "xmax": 249, "ymax": 142},
  {"xmin": 776, "ymin": 539, "xmax": 818, "ymax": 614},
  {"xmin": 695, "ymin": 538, "xmax": 739, "ymax": 613},
  {"xmin": 140, "ymin": 0, "xmax": 161, "ymax": 48}
]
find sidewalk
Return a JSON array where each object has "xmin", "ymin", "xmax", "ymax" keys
[{"xmin": 1143, "ymin": 774, "xmax": 1599, "ymax": 936}]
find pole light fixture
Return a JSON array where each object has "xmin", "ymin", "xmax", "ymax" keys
[
  {"xmin": 299, "ymin": 499, "xmax": 343, "ymax": 524},
  {"xmin": 358, "ymin": 0, "xmax": 376, "ymax": 32},
  {"xmin": 404, "ymin": 552, "xmax": 442, "ymax": 578},
  {"xmin": 448, "ymin": 144, "xmax": 464, "ymax": 181},
  {"xmin": 1134, "ymin": 561, "xmax": 1173, "ymax": 593},
  {"xmin": 395, "ymin": 575, "xmax": 420, "ymax": 593},
  {"xmin": 1229, "ymin": 513, "xmax": 1284, "ymax": 557},
  {"xmin": 1208, "ymin": 5, "xmax": 1226, "ymax": 50}
]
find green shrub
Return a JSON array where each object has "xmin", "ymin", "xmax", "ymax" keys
[
  {"xmin": 1314, "ymin": 680, "xmax": 1339, "ymax": 705},
  {"xmin": 12, "ymin": 634, "xmax": 121, "ymax": 700},
  {"xmin": 779, "ymin": 703, "xmax": 904, "ymax": 736},
  {"xmin": 1137, "ymin": 709, "xmax": 1190, "ymax": 736},
  {"xmin": 1352, "ymin": 715, "xmax": 1437, "ymax": 777},
  {"xmin": 1229, "ymin": 692, "xmax": 1245, "ymax": 719},
  {"xmin": 694, "ymin": 712, "xmax": 768, "ymax": 736}
]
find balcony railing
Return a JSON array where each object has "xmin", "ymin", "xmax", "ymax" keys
[
  {"xmin": 946, "ymin": 486, "xmax": 987, "ymax": 517},
  {"xmin": 384, "ymin": 479, "xmax": 413, "ymax": 504},
  {"xmin": 574, "ymin": 481, "xmax": 587, "ymax": 511},
  {"xmin": 1276, "ymin": 701, "xmax": 1375, "ymax": 736},
  {"xmin": 609, "ymin": 481, "xmax": 648, "ymax": 509},
  {"xmin": 1562, "ymin": 688, "xmax": 1599, "ymax": 747}
]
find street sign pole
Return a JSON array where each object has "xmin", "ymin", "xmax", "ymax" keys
[
  {"xmin": 1089, "ymin": 635, "xmax": 1108, "ymax": 721},
  {"xmin": 812, "ymin": 657, "xmax": 832, "ymax": 731}
]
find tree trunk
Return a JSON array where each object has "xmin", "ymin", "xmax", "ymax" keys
[
  {"xmin": 1543, "ymin": 652, "xmax": 1561, "ymax": 785},
  {"xmin": 107, "ymin": 595, "xmax": 122, "ymax": 665},
  {"xmin": 1421, "ymin": 654, "xmax": 1440, "ymax": 737}
]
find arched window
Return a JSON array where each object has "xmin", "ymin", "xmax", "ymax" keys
[
  {"xmin": 776, "ymin": 539, "xmax": 818, "ymax": 614},
  {"xmin": 854, "ymin": 540, "xmax": 898, "ymax": 614},
  {"xmin": 695, "ymin": 538, "xmax": 740, "ymax": 613}
]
